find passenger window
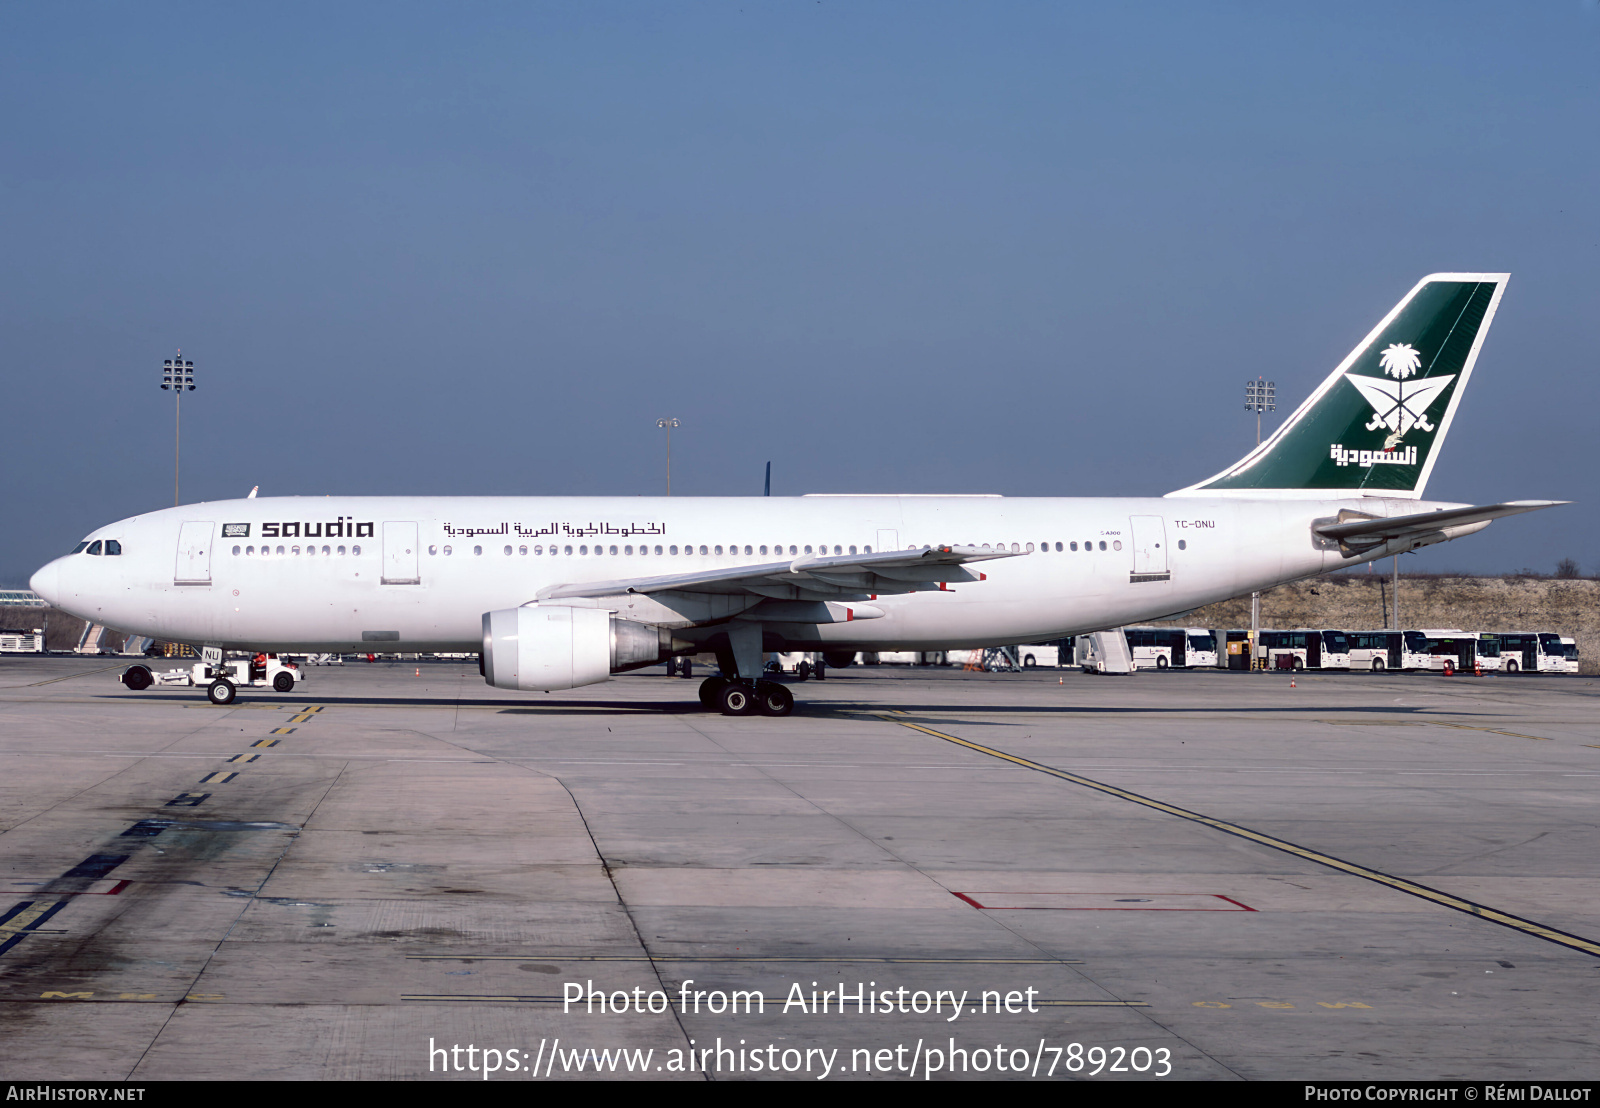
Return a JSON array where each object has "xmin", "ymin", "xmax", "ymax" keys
[
  {"xmin": 534, "ymin": 545, "xmax": 543, "ymax": 555},
  {"xmin": 1178, "ymin": 540, "xmax": 1186, "ymax": 550},
  {"xmin": 654, "ymin": 545, "xmax": 662, "ymax": 555},
  {"xmin": 849, "ymin": 546, "xmax": 857, "ymax": 555},
  {"xmin": 714, "ymin": 545, "xmax": 723, "ymax": 555},
  {"xmin": 760, "ymin": 545, "xmax": 768, "ymax": 555},
  {"xmin": 246, "ymin": 546, "xmax": 254, "ymax": 555},
  {"xmin": 105, "ymin": 540, "xmax": 121, "ymax": 555},
  {"xmin": 86, "ymin": 541, "xmax": 102, "ymax": 555},
  {"xmin": 624, "ymin": 545, "xmax": 633, "ymax": 555},
  {"xmin": 443, "ymin": 545, "xmax": 452, "ymax": 555},
  {"xmin": 307, "ymin": 546, "xmax": 316, "ymax": 557},
  {"xmin": 429, "ymin": 545, "xmax": 437, "ymax": 555},
  {"xmin": 322, "ymin": 546, "xmax": 330, "ymax": 555},
  {"xmin": 1098, "ymin": 541, "xmax": 1106, "ymax": 551},
  {"xmin": 744, "ymin": 545, "xmax": 752, "ymax": 555},
  {"xmin": 579, "ymin": 545, "xmax": 587, "ymax": 555},
  {"xmin": 520, "ymin": 545, "xmax": 528, "ymax": 555},
  {"xmin": 608, "ymin": 545, "xmax": 616, "ymax": 555},
  {"xmin": 504, "ymin": 545, "xmax": 512, "ymax": 556},
  {"xmin": 232, "ymin": 546, "xmax": 241, "ymax": 556},
  {"xmin": 1070, "ymin": 542, "xmax": 1078, "ymax": 551},
  {"xmin": 1025, "ymin": 543, "xmax": 1034, "ymax": 552},
  {"xmin": 292, "ymin": 546, "xmax": 301, "ymax": 555},
  {"xmin": 352, "ymin": 545, "xmax": 361, "ymax": 555},
  {"xmin": 699, "ymin": 545, "xmax": 708, "ymax": 555},
  {"xmin": 670, "ymin": 545, "xmax": 678, "ymax": 555},
  {"xmin": 804, "ymin": 546, "xmax": 813, "ymax": 554},
  {"xmin": 562, "ymin": 545, "xmax": 571, "ymax": 555},
  {"xmin": 789, "ymin": 545, "xmax": 797, "ymax": 555},
  {"xmin": 863, "ymin": 546, "xmax": 871, "ymax": 553},
  {"xmin": 277, "ymin": 546, "xmax": 286, "ymax": 555},
  {"xmin": 1055, "ymin": 542, "xmax": 1062, "ymax": 551},
  {"xmin": 474, "ymin": 545, "xmax": 483, "ymax": 556},
  {"xmin": 338, "ymin": 546, "xmax": 346, "ymax": 555}
]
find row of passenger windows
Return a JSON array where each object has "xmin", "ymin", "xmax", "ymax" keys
[
  {"xmin": 223, "ymin": 538, "xmax": 1193, "ymax": 560},
  {"xmin": 233, "ymin": 545, "xmax": 361, "ymax": 557},
  {"xmin": 428, "ymin": 543, "xmax": 872, "ymax": 557},
  {"xmin": 418, "ymin": 539, "xmax": 1189, "ymax": 557}
]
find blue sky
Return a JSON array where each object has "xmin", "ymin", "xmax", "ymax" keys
[{"xmin": 2, "ymin": 2, "xmax": 1596, "ymax": 581}]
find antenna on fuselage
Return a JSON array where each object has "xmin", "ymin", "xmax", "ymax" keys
[
  {"xmin": 764, "ymin": 461, "xmax": 771, "ymax": 497},
  {"xmin": 247, "ymin": 486, "xmax": 258, "ymax": 499}
]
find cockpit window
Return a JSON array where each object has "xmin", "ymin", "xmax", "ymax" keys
[
  {"xmin": 72, "ymin": 542, "xmax": 89, "ymax": 554},
  {"xmin": 86, "ymin": 540, "xmax": 103, "ymax": 555},
  {"xmin": 104, "ymin": 540, "xmax": 122, "ymax": 555}
]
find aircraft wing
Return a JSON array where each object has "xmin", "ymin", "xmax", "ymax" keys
[
  {"xmin": 537, "ymin": 545, "xmax": 1023, "ymax": 604},
  {"xmin": 1314, "ymin": 501, "xmax": 1567, "ymax": 546}
]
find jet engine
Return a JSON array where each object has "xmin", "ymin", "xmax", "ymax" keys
[{"xmin": 481, "ymin": 606, "xmax": 688, "ymax": 692}]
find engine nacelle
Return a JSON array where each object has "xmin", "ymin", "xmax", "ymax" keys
[{"xmin": 481, "ymin": 606, "xmax": 684, "ymax": 692}]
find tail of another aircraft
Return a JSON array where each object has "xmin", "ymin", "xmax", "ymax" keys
[{"xmin": 1168, "ymin": 273, "xmax": 1509, "ymax": 500}]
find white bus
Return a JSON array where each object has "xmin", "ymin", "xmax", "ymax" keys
[
  {"xmin": 1121, "ymin": 627, "xmax": 1218, "ymax": 669},
  {"xmin": 1256, "ymin": 629, "xmax": 1352, "ymax": 671},
  {"xmin": 1416, "ymin": 630, "xmax": 1480, "ymax": 675},
  {"xmin": 1472, "ymin": 633, "xmax": 1503, "ymax": 674},
  {"xmin": 1346, "ymin": 630, "xmax": 1432, "ymax": 672},
  {"xmin": 1495, "ymin": 632, "xmax": 1580, "ymax": 674}
]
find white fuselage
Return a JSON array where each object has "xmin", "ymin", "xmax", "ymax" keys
[{"xmin": 31, "ymin": 493, "xmax": 1457, "ymax": 653}]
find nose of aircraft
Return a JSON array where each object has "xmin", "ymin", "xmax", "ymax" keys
[{"xmin": 29, "ymin": 559, "xmax": 61, "ymax": 607}]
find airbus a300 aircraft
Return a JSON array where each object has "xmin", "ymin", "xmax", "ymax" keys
[{"xmin": 30, "ymin": 274, "xmax": 1563, "ymax": 716}]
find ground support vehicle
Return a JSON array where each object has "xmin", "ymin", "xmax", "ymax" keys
[
  {"xmin": 1345, "ymin": 631, "xmax": 1432, "ymax": 672},
  {"xmin": 1256, "ymin": 629, "xmax": 1352, "ymax": 671},
  {"xmin": 1122, "ymin": 627, "xmax": 1218, "ymax": 670},
  {"xmin": 1417, "ymin": 630, "xmax": 1481, "ymax": 675},
  {"xmin": 119, "ymin": 653, "xmax": 303, "ymax": 703},
  {"xmin": 1495, "ymin": 632, "xmax": 1579, "ymax": 674}
]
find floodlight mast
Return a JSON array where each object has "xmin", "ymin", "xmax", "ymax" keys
[
  {"xmin": 160, "ymin": 354, "xmax": 196, "ymax": 506},
  {"xmin": 656, "ymin": 418, "xmax": 679, "ymax": 496},
  {"xmin": 1243, "ymin": 376, "xmax": 1275, "ymax": 667},
  {"xmin": 1245, "ymin": 376, "xmax": 1275, "ymax": 446}
]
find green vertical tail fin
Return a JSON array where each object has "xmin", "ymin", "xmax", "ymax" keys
[{"xmin": 1169, "ymin": 273, "xmax": 1508, "ymax": 500}]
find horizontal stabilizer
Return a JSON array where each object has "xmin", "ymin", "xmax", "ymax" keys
[{"xmin": 1314, "ymin": 501, "xmax": 1567, "ymax": 546}]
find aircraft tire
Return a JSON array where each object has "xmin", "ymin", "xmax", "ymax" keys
[
  {"xmin": 718, "ymin": 681, "xmax": 756, "ymax": 716},
  {"xmin": 698, "ymin": 676, "xmax": 728, "ymax": 710},
  {"xmin": 273, "ymin": 672, "xmax": 295, "ymax": 692},
  {"xmin": 796, "ymin": 661, "xmax": 811, "ymax": 681},
  {"xmin": 121, "ymin": 665, "xmax": 153, "ymax": 691},
  {"xmin": 207, "ymin": 679, "xmax": 237, "ymax": 706},
  {"xmin": 755, "ymin": 681, "xmax": 794, "ymax": 717}
]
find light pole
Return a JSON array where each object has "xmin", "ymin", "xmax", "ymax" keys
[
  {"xmin": 161, "ymin": 353, "xmax": 195, "ymax": 506},
  {"xmin": 656, "ymin": 418, "xmax": 679, "ymax": 496},
  {"xmin": 1244, "ymin": 377, "xmax": 1274, "ymax": 667},
  {"xmin": 1245, "ymin": 376, "xmax": 1275, "ymax": 446}
]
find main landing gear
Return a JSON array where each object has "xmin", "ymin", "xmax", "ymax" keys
[{"xmin": 698, "ymin": 676, "xmax": 794, "ymax": 717}]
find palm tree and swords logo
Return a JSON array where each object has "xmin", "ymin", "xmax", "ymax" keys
[{"xmin": 1344, "ymin": 342, "xmax": 1455, "ymax": 453}]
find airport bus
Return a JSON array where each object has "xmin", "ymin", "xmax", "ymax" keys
[
  {"xmin": 1121, "ymin": 627, "xmax": 1218, "ymax": 669},
  {"xmin": 1416, "ymin": 630, "xmax": 1479, "ymax": 675},
  {"xmin": 1346, "ymin": 630, "xmax": 1432, "ymax": 671},
  {"xmin": 1495, "ymin": 632, "xmax": 1580, "ymax": 674},
  {"xmin": 1473, "ymin": 633, "xmax": 1503, "ymax": 674},
  {"xmin": 1256, "ymin": 629, "xmax": 1352, "ymax": 671}
]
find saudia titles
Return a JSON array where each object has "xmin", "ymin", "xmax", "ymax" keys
[
  {"xmin": 220, "ymin": 517, "xmax": 375, "ymax": 540},
  {"xmin": 1327, "ymin": 342, "xmax": 1452, "ymax": 469}
]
